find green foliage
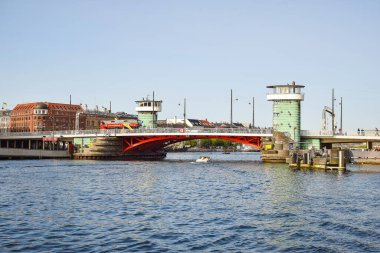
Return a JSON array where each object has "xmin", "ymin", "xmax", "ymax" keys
[
  {"xmin": 200, "ymin": 139, "xmax": 212, "ymax": 148},
  {"xmin": 199, "ymin": 138, "xmax": 238, "ymax": 148},
  {"xmin": 184, "ymin": 140, "xmax": 198, "ymax": 147},
  {"xmin": 212, "ymin": 139, "xmax": 225, "ymax": 147}
]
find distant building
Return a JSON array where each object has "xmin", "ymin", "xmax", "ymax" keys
[
  {"xmin": 10, "ymin": 102, "xmax": 83, "ymax": 132},
  {"xmin": 187, "ymin": 119, "xmax": 204, "ymax": 127},
  {"xmin": 198, "ymin": 119, "xmax": 215, "ymax": 128},
  {"xmin": 76, "ymin": 110, "xmax": 138, "ymax": 130},
  {"xmin": 232, "ymin": 122, "xmax": 245, "ymax": 128},
  {"xmin": 0, "ymin": 109, "xmax": 11, "ymax": 133},
  {"xmin": 164, "ymin": 118, "xmax": 215, "ymax": 128}
]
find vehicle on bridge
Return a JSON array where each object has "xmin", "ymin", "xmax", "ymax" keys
[{"xmin": 100, "ymin": 119, "xmax": 142, "ymax": 130}]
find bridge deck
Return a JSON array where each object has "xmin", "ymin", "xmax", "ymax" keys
[
  {"xmin": 1, "ymin": 128, "xmax": 379, "ymax": 142},
  {"xmin": 0, "ymin": 128, "xmax": 272, "ymax": 140},
  {"xmin": 301, "ymin": 130, "xmax": 380, "ymax": 142}
]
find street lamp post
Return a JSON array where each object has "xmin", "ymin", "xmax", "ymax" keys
[
  {"xmin": 230, "ymin": 89, "xmax": 233, "ymax": 126},
  {"xmin": 152, "ymin": 91, "xmax": 155, "ymax": 128},
  {"xmin": 332, "ymin": 89, "xmax": 335, "ymax": 135},
  {"xmin": 249, "ymin": 97, "xmax": 255, "ymax": 128},
  {"xmin": 178, "ymin": 98, "xmax": 187, "ymax": 128},
  {"xmin": 183, "ymin": 98, "xmax": 186, "ymax": 128},
  {"xmin": 339, "ymin": 97, "xmax": 343, "ymax": 134},
  {"xmin": 230, "ymin": 89, "xmax": 238, "ymax": 126},
  {"xmin": 69, "ymin": 95, "xmax": 72, "ymax": 131}
]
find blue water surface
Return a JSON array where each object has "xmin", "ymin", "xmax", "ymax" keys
[{"xmin": 0, "ymin": 152, "xmax": 379, "ymax": 252}]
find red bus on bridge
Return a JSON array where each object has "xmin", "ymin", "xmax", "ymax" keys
[{"xmin": 100, "ymin": 119, "xmax": 141, "ymax": 130}]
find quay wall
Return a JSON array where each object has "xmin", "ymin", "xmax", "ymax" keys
[
  {"xmin": 0, "ymin": 148, "xmax": 70, "ymax": 159},
  {"xmin": 351, "ymin": 150, "xmax": 380, "ymax": 164}
]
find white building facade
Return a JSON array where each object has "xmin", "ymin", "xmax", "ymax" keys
[{"xmin": 0, "ymin": 110, "xmax": 11, "ymax": 132}]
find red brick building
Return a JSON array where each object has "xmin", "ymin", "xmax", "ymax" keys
[{"xmin": 10, "ymin": 102, "xmax": 83, "ymax": 132}]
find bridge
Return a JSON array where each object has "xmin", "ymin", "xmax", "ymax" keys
[
  {"xmin": 301, "ymin": 130, "xmax": 380, "ymax": 149},
  {"xmin": 1, "ymin": 128, "xmax": 379, "ymax": 159},
  {"xmin": 0, "ymin": 128, "xmax": 272, "ymax": 159}
]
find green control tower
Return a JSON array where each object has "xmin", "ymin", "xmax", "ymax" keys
[
  {"xmin": 135, "ymin": 97, "xmax": 162, "ymax": 128},
  {"xmin": 267, "ymin": 82, "xmax": 305, "ymax": 145}
]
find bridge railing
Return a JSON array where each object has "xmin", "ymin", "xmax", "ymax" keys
[
  {"xmin": 301, "ymin": 130, "xmax": 334, "ymax": 136},
  {"xmin": 0, "ymin": 127, "xmax": 273, "ymax": 138},
  {"xmin": 3, "ymin": 128, "xmax": 379, "ymax": 138},
  {"xmin": 301, "ymin": 130, "xmax": 380, "ymax": 137}
]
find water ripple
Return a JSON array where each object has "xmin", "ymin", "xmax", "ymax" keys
[{"xmin": 0, "ymin": 154, "xmax": 379, "ymax": 252}]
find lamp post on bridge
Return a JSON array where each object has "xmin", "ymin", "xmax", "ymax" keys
[
  {"xmin": 178, "ymin": 98, "xmax": 187, "ymax": 128},
  {"xmin": 339, "ymin": 97, "xmax": 343, "ymax": 134},
  {"xmin": 332, "ymin": 89, "xmax": 336, "ymax": 135},
  {"xmin": 69, "ymin": 95, "xmax": 72, "ymax": 131},
  {"xmin": 249, "ymin": 97, "xmax": 255, "ymax": 128},
  {"xmin": 230, "ymin": 89, "xmax": 238, "ymax": 127},
  {"xmin": 183, "ymin": 98, "xmax": 186, "ymax": 128},
  {"xmin": 152, "ymin": 91, "xmax": 155, "ymax": 128}
]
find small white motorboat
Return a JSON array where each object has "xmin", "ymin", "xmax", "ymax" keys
[{"xmin": 196, "ymin": 156, "xmax": 211, "ymax": 163}]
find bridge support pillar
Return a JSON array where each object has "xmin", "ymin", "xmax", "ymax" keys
[
  {"xmin": 367, "ymin": 141, "xmax": 373, "ymax": 150},
  {"xmin": 29, "ymin": 140, "xmax": 31, "ymax": 150},
  {"xmin": 6, "ymin": 140, "xmax": 9, "ymax": 148}
]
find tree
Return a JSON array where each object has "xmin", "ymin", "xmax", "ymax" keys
[
  {"xmin": 200, "ymin": 139, "xmax": 212, "ymax": 148},
  {"xmin": 211, "ymin": 139, "xmax": 225, "ymax": 148}
]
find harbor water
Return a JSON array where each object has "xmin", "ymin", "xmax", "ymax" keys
[{"xmin": 1, "ymin": 152, "xmax": 379, "ymax": 252}]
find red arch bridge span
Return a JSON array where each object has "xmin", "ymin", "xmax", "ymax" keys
[
  {"xmin": 0, "ymin": 128, "xmax": 272, "ymax": 159},
  {"xmin": 121, "ymin": 128, "xmax": 271, "ymax": 153}
]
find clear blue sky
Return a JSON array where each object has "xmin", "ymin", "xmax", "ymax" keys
[{"xmin": 1, "ymin": 0, "xmax": 380, "ymax": 131}]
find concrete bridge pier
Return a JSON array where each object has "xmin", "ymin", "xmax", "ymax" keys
[{"xmin": 367, "ymin": 141, "xmax": 373, "ymax": 150}]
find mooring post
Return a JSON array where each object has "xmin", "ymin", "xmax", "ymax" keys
[{"xmin": 338, "ymin": 150, "xmax": 346, "ymax": 172}]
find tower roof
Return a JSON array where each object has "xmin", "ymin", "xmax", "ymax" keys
[
  {"xmin": 135, "ymin": 98, "xmax": 162, "ymax": 103},
  {"xmin": 267, "ymin": 81, "xmax": 304, "ymax": 89}
]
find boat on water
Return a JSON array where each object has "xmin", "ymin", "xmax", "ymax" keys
[{"xmin": 196, "ymin": 156, "xmax": 211, "ymax": 163}]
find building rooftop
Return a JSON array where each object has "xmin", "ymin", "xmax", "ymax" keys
[
  {"xmin": 34, "ymin": 102, "xmax": 49, "ymax": 110},
  {"xmin": 267, "ymin": 81, "xmax": 305, "ymax": 89},
  {"xmin": 0, "ymin": 110, "xmax": 11, "ymax": 117}
]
